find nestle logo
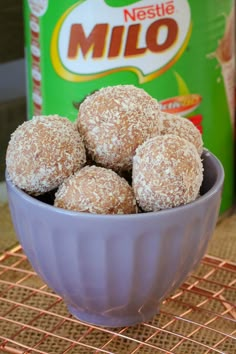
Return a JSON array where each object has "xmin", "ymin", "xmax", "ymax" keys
[{"xmin": 123, "ymin": 1, "xmax": 175, "ymax": 22}]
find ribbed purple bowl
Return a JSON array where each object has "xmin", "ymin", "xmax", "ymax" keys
[{"xmin": 6, "ymin": 149, "xmax": 224, "ymax": 327}]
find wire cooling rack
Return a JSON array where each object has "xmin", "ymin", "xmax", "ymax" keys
[{"xmin": 0, "ymin": 245, "xmax": 235, "ymax": 354}]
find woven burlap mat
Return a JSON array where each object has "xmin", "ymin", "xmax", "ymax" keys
[
  {"xmin": 207, "ymin": 208, "xmax": 236, "ymax": 261},
  {"xmin": 0, "ymin": 203, "xmax": 18, "ymax": 253}
]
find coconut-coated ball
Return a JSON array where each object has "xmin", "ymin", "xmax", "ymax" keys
[
  {"xmin": 76, "ymin": 85, "xmax": 161, "ymax": 172},
  {"xmin": 6, "ymin": 115, "xmax": 86, "ymax": 195},
  {"xmin": 160, "ymin": 112, "xmax": 203, "ymax": 155},
  {"xmin": 133, "ymin": 134, "xmax": 203, "ymax": 211},
  {"xmin": 54, "ymin": 165, "xmax": 137, "ymax": 214}
]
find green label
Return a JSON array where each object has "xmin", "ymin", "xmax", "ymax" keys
[{"xmin": 24, "ymin": 0, "xmax": 235, "ymax": 213}]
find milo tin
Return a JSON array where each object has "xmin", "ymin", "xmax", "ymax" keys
[{"xmin": 24, "ymin": 0, "xmax": 235, "ymax": 213}]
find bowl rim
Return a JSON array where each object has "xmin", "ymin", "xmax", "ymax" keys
[{"xmin": 5, "ymin": 149, "xmax": 224, "ymax": 220}]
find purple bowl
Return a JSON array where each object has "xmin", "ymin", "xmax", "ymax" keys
[{"xmin": 6, "ymin": 149, "xmax": 224, "ymax": 327}]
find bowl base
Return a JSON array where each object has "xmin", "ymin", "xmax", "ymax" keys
[{"xmin": 67, "ymin": 304, "xmax": 160, "ymax": 328}]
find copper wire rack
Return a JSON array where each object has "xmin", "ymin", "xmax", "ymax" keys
[{"xmin": 0, "ymin": 245, "xmax": 235, "ymax": 354}]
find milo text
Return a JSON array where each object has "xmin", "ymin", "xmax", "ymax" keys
[
  {"xmin": 68, "ymin": 19, "xmax": 178, "ymax": 59},
  {"xmin": 50, "ymin": 0, "xmax": 191, "ymax": 81}
]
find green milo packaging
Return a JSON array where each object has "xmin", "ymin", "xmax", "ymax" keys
[{"xmin": 24, "ymin": 0, "xmax": 235, "ymax": 213}]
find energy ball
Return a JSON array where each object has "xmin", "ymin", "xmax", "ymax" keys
[
  {"xmin": 160, "ymin": 112, "xmax": 203, "ymax": 155},
  {"xmin": 54, "ymin": 166, "xmax": 137, "ymax": 214},
  {"xmin": 133, "ymin": 134, "xmax": 203, "ymax": 211},
  {"xmin": 6, "ymin": 115, "xmax": 86, "ymax": 195},
  {"xmin": 76, "ymin": 85, "xmax": 161, "ymax": 172}
]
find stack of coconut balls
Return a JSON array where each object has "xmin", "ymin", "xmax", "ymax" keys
[{"xmin": 6, "ymin": 85, "xmax": 204, "ymax": 215}]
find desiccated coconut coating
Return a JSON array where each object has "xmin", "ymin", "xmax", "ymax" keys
[
  {"xmin": 6, "ymin": 115, "xmax": 86, "ymax": 195},
  {"xmin": 76, "ymin": 85, "xmax": 161, "ymax": 172},
  {"xmin": 54, "ymin": 165, "xmax": 137, "ymax": 215},
  {"xmin": 160, "ymin": 112, "xmax": 203, "ymax": 155},
  {"xmin": 133, "ymin": 134, "xmax": 203, "ymax": 211}
]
